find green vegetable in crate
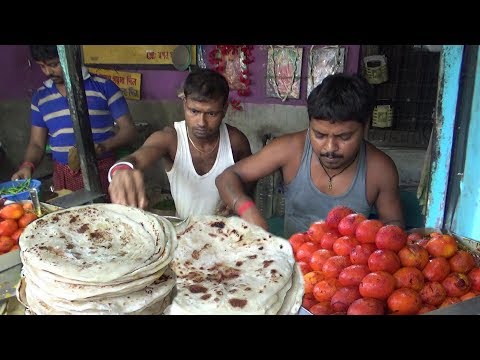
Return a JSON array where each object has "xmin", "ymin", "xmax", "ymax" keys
[{"xmin": 0, "ymin": 179, "xmax": 31, "ymax": 196}]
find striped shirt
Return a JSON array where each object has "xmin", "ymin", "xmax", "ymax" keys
[{"xmin": 31, "ymin": 68, "xmax": 129, "ymax": 164}]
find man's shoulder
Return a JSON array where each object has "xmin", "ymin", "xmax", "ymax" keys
[{"xmin": 365, "ymin": 141, "xmax": 398, "ymax": 172}]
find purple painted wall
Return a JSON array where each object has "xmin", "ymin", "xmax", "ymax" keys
[
  {"xmin": 0, "ymin": 45, "xmax": 360, "ymax": 105},
  {"xmin": 0, "ymin": 45, "xmax": 46, "ymax": 100}
]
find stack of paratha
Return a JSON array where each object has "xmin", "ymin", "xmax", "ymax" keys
[
  {"xmin": 165, "ymin": 215, "xmax": 303, "ymax": 315},
  {"xmin": 16, "ymin": 204, "xmax": 177, "ymax": 315}
]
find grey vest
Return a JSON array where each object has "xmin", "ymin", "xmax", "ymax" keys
[{"xmin": 284, "ymin": 131, "xmax": 372, "ymax": 238}]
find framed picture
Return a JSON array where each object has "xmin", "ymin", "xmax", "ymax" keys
[
  {"xmin": 266, "ymin": 46, "xmax": 303, "ymax": 101},
  {"xmin": 307, "ymin": 45, "xmax": 346, "ymax": 96}
]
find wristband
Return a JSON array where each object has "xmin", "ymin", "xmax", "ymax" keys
[
  {"xmin": 20, "ymin": 161, "xmax": 35, "ymax": 172},
  {"xmin": 237, "ymin": 200, "xmax": 255, "ymax": 216},
  {"xmin": 108, "ymin": 161, "xmax": 134, "ymax": 183}
]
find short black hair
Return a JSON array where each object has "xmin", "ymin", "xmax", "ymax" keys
[
  {"xmin": 29, "ymin": 45, "xmax": 58, "ymax": 62},
  {"xmin": 307, "ymin": 73, "xmax": 374, "ymax": 125},
  {"xmin": 183, "ymin": 68, "xmax": 229, "ymax": 106}
]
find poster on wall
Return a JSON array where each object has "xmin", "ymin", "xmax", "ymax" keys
[
  {"xmin": 88, "ymin": 68, "xmax": 141, "ymax": 100},
  {"xmin": 266, "ymin": 46, "xmax": 303, "ymax": 101},
  {"xmin": 307, "ymin": 45, "xmax": 346, "ymax": 96},
  {"xmin": 82, "ymin": 45, "xmax": 197, "ymax": 66}
]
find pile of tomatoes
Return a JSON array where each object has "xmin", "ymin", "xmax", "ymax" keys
[
  {"xmin": 289, "ymin": 206, "xmax": 480, "ymax": 315},
  {"xmin": 0, "ymin": 201, "xmax": 38, "ymax": 254}
]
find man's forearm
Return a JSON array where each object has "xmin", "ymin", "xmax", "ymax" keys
[
  {"xmin": 216, "ymin": 170, "xmax": 251, "ymax": 213},
  {"xmin": 23, "ymin": 144, "xmax": 45, "ymax": 167},
  {"xmin": 101, "ymin": 125, "xmax": 137, "ymax": 153}
]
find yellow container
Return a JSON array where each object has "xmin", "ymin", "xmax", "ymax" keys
[
  {"xmin": 364, "ymin": 55, "xmax": 388, "ymax": 84},
  {"xmin": 372, "ymin": 104, "xmax": 393, "ymax": 128}
]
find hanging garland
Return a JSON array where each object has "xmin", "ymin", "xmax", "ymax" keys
[{"xmin": 208, "ymin": 45, "xmax": 254, "ymax": 111}]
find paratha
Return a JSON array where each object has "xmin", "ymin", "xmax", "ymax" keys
[
  {"xmin": 169, "ymin": 215, "xmax": 299, "ymax": 314},
  {"xmin": 19, "ymin": 204, "xmax": 176, "ymax": 283}
]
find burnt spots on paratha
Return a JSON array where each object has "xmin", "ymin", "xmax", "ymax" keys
[
  {"xmin": 77, "ymin": 224, "xmax": 89, "ymax": 233},
  {"xmin": 280, "ymin": 245, "xmax": 283, "ymax": 249},
  {"xmin": 263, "ymin": 260, "xmax": 274, "ymax": 268},
  {"xmin": 247, "ymin": 255, "xmax": 257, "ymax": 259},
  {"xmin": 229, "ymin": 298, "xmax": 247, "ymax": 308},
  {"xmin": 69, "ymin": 215, "xmax": 79, "ymax": 224},
  {"xmin": 51, "ymin": 215, "xmax": 60, "ymax": 222},
  {"xmin": 208, "ymin": 233, "xmax": 216, "ymax": 237},
  {"xmin": 200, "ymin": 293, "xmax": 212, "ymax": 300},
  {"xmin": 89, "ymin": 230, "xmax": 108, "ymax": 243},
  {"xmin": 66, "ymin": 243, "xmax": 74, "ymax": 250},
  {"xmin": 181, "ymin": 224, "xmax": 195, "ymax": 235},
  {"xmin": 210, "ymin": 220, "xmax": 225, "ymax": 229},
  {"xmin": 36, "ymin": 219, "xmax": 46, "ymax": 226},
  {"xmin": 236, "ymin": 261, "xmax": 243, "ymax": 267},
  {"xmin": 229, "ymin": 229, "xmax": 240, "ymax": 237},
  {"xmin": 184, "ymin": 271, "xmax": 204, "ymax": 283},
  {"xmin": 191, "ymin": 243, "xmax": 211, "ymax": 260},
  {"xmin": 258, "ymin": 247, "xmax": 264, "ymax": 250},
  {"xmin": 188, "ymin": 285, "xmax": 208, "ymax": 293},
  {"xmin": 216, "ymin": 290, "xmax": 224, "ymax": 296},
  {"xmin": 37, "ymin": 245, "xmax": 65, "ymax": 258}
]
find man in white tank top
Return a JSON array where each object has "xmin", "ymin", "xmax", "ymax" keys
[{"xmin": 107, "ymin": 69, "xmax": 252, "ymax": 219}]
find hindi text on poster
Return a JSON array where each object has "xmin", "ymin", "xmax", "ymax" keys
[
  {"xmin": 88, "ymin": 68, "xmax": 141, "ymax": 100},
  {"xmin": 83, "ymin": 45, "xmax": 196, "ymax": 66}
]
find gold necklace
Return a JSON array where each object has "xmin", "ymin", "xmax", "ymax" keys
[
  {"xmin": 187, "ymin": 129, "xmax": 220, "ymax": 154},
  {"xmin": 319, "ymin": 151, "xmax": 359, "ymax": 190}
]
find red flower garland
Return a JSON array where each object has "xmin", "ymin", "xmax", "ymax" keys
[{"xmin": 208, "ymin": 45, "xmax": 254, "ymax": 111}]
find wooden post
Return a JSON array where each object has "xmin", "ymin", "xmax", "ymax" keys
[{"xmin": 56, "ymin": 45, "xmax": 102, "ymax": 194}]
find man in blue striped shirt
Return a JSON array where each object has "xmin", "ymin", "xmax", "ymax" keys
[{"xmin": 11, "ymin": 45, "xmax": 137, "ymax": 196}]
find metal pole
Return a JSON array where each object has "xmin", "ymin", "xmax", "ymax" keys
[{"xmin": 56, "ymin": 45, "xmax": 102, "ymax": 194}]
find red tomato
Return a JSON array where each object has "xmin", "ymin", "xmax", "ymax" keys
[
  {"xmin": 288, "ymin": 232, "xmax": 308, "ymax": 254},
  {"xmin": 17, "ymin": 213, "xmax": 38, "ymax": 228},
  {"xmin": 0, "ymin": 219, "xmax": 18, "ymax": 237},
  {"xmin": 296, "ymin": 242, "xmax": 322, "ymax": 263}
]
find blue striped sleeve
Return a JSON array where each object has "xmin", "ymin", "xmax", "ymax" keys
[
  {"xmin": 31, "ymin": 93, "xmax": 47, "ymax": 128},
  {"xmin": 103, "ymin": 79, "xmax": 130, "ymax": 119}
]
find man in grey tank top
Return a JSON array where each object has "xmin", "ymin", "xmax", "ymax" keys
[{"xmin": 216, "ymin": 73, "xmax": 404, "ymax": 238}]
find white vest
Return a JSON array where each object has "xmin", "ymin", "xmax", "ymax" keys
[{"xmin": 166, "ymin": 120, "xmax": 234, "ymax": 219}]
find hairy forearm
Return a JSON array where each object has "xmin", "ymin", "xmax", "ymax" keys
[
  {"xmin": 116, "ymin": 145, "xmax": 163, "ymax": 172},
  {"xmin": 23, "ymin": 143, "xmax": 45, "ymax": 167},
  {"xmin": 101, "ymin": 124, "xmax": 137, "ymax": 153},
  {"xmin": 216, "ymin": 169, "xmax": 251, "ymax": 212}
]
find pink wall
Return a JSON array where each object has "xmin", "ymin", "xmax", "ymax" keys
[{"xmin": 0, "ymin": 45, "xmax": 360, "ymax": 105}]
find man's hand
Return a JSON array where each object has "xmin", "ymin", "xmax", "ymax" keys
[
  {"xmin": 94, "ymin": 143, "xmax": 106, "ymax": 156},
  {"xmin": 108, "ymin": 169, "xmax": 148, "ymax": 209},
  {"xmin": 241, "ymin": 205, "xmax": 268, "ymax": 231},
  {"xmin": 11, "ymin": 167, "xmax": 32, "ymax": 181},
  {"xmin": 215, "ymin": 201, "xmax": 234, "ymax": 216}
]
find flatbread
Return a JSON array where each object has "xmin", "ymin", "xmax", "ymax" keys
[
  {"xmin": 169, "ymin": 215, "xmax": 297, "ymax": 314},
  {"xmin": 19, "ymin": 204, "xmax": 176, "ymax": 283},
  {"xmin": 24, "ymin": 268, "xmax": 176, "ymax": 315}
]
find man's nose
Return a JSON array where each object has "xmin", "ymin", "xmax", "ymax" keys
[
  {"xmin": 325, "ymin": 137, "xmax": 339, "ymax": 152},
  {"xmin": 198, "ymin": 113, "xmax": 208, "ymax": 127}
]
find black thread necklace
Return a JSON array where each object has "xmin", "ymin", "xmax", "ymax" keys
[{"xmin": 319, "ymin": 151, "xmax": 359, "ymax": 191}]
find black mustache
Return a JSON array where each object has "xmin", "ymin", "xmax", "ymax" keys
[{"xmin": 320, "ymin": 153, "xmax": 343, "ymax": 159}]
